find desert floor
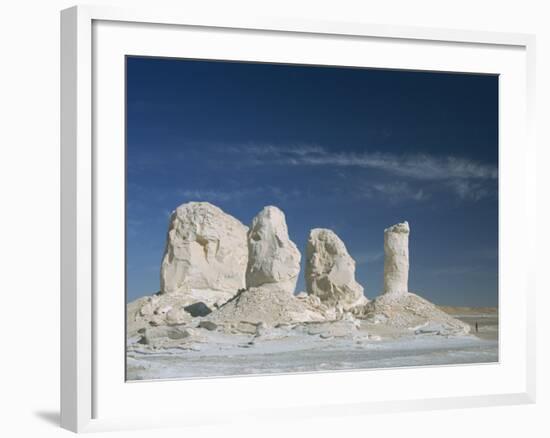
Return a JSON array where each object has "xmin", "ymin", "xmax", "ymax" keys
[{"xmin": 126, "ymin": 308, "xmax": 498, "ymax": 381}]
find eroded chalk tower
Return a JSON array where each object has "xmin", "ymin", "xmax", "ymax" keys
[{"xmin": 383, "ymin": 221, "xmax": 410, "ymax": 295}]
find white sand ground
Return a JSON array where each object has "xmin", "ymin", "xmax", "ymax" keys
[{"xmin": 126, "ymin": 312, "xmax": 498, "ymax": 381}]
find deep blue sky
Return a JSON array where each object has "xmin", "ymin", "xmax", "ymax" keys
[{"xmin": 126, "ymin": 56, "xmax": 498, "ymax": 307}]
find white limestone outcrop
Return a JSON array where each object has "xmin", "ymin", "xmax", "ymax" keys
[
  {"xmin": 127, "ymin": 206, "xmax": 475, "ymax": 358},
  {"xmin": 383, "ymin": 221, "xmax": 410, "ymax": 296},
  {"xmin": 305, "ymin": 228, "xmax": 366, "ymax": 309},
  {"xmin": 245, "ymin": 206, "xmax": 301, "ymax": 294},
  {"xmin": 160, "ymin": 202, "xmax": 248, "ymax": 295}
]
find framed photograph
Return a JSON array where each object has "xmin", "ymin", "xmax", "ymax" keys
[{"xmin": 61, "ymin": 5, "xmax": 536, "ymax": 433}]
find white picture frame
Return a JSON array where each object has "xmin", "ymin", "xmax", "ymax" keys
[{"xmin": 60, "ymin": 4, "xmax": 536, "ymax": 433}]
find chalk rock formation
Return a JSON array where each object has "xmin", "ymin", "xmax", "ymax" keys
[
  {"xmin": 305, "ymin": 228, "xmax": 366, "ymax": 309},
  {"xmin": 246, "ymin": 206, "xmax": 301, "ymax": 294},
  {"xmin": 383, "ymin": 221, "xmax": 410, "ymax": 296},
  {"xmin": 160, "ymin": 202, "xmax": 248, "ymax": 295}
]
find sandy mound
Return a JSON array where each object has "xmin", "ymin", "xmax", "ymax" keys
[
  {"xmin": 355, "ymin": 292, "xmax": 470, "ymax": 335},
  {"xmin": 207, "ymin": 285, "xmax": 330, "ymax": 327}
]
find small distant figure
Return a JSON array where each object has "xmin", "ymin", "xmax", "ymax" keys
[{"xmin": 475, "ymin": 322, "xmax": 479, "ymax": 333}]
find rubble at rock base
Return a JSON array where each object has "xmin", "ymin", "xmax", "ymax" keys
[{"xmin": 353, "ymin": 292, "xmax": 470, "ymax": 335}]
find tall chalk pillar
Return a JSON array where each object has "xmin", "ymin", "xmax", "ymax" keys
[{"xmin": 383, "ymin": 221, "xmax": 410, "ymax": 295}]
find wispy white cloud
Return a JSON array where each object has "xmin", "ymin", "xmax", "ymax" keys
[
  {"xmin": 448, "ymin": 180, "xmax": 492, "ymax": 201},
  {"xmin": 233, "ymin": 144, "xmax": 497, "ymax": 181},
  {"xmin": 231, "ymin": 143, "xmax": 325, "ymax": 157},
  {"xmin": 177, "ymin": 188, "xmax": 262, "ymax": 202},
  {"xmin": 431, "ymin": 265, "xmax": 483, "ymax": 275},
  {"xmin": 354, "ymin": 251, "xmax": 384, "ymax": 265},
  {"xmin": 177, "ymin": 186, "xmax": 303, "ymax": 203},
  {"xmin": 225, "ymin": 144, "xmax": 497, "ymax": 202},
  {"xmin": 361, "ymin": 182, "xmax": 430, "ymax": 202}
]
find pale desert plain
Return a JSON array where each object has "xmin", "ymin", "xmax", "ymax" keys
[{"xmin": 126, "ymin": 202, "xmax": 498, "ymax": 381}]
